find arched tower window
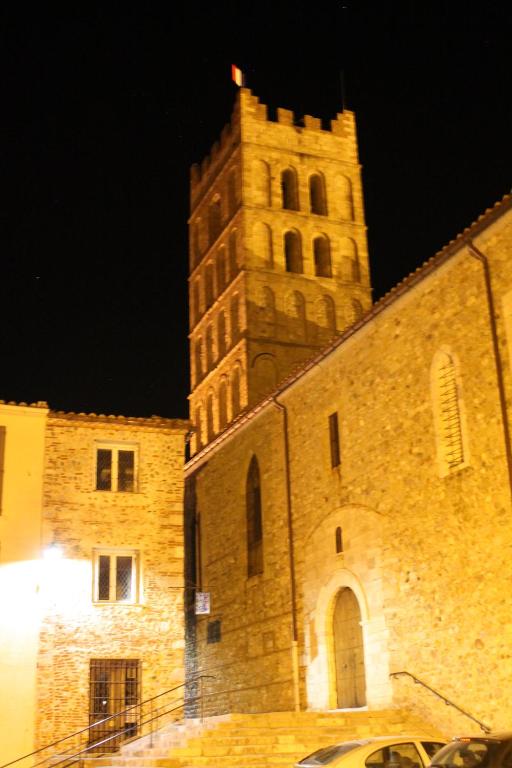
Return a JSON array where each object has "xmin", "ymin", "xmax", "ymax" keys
[
  {"xmin": 230, "ymin": 295, "xmax": 240, "ymax": 344},
  {"xmin": 218, "ymin": 378, "xmax": 228, "ymax": 430},
  {"xmin": 253, "ymin": 159, "xmax": 271, "ymax": 206},
  {"xmin": 261, "ymin": 286, "xmax": 276, "ymax": 336},
  {"xmin": 351, "ymin": 299, "xmax": 363, "ymax": 322},
  {"xmin": 340, "ymin": 238, "xmax": 359, "ymax": 281},
  {"xmin": 206, "ymin": 325, "xmax": 214, "ymax": 369},
  {"xmin": 194, "ymin": 407, "xmax": 202, "ymax": 451},
  {"xmin": 431, "ymin": 350, "xmax": 468, "ymax": 475},
  {"xmin": 287, "ymin": 290, "xmax": 307, "ymax": 341},
  {"xmin": 335, "ymin": 526, "xmax": 343, "ymax": 554},
  {"xmin": 246, "ymin": 456, "xmax": 263, "ymax": 577},
  {"xmin": 336, "ymin": 175, "xmax": 354, "ymax": 220},
  {"xmin": 205, "ymin": 263, "xmax": 214, "ymax": 308},
  {"xmin": 253, "ymin": 222, "xmax": 273, "ymax": 268},
  {"xmin": 284, "ymin": 230, "xmax": 303, "ymax": 274},
  {"xmin": 323, "ymin": 295, "xmax": 336, "ymax": 334},
  {"xmin": 216, "ymin": 247, "xmax": 227, "ymax": 293},
  {"xmin": 231, "ymin": 366, "xmax": 241, "ymax": 417},
  {"xmin": 194, "ymin": 338, "xmax": 203, "ymax": 384},
  {"xmin": 208, "ymin": 197, "xmax": 222, "ymax": 246},
  {"xmin": 314, "ymin": 235, "xmax": 332, "ymax": 277},
  {"xmin": 206, "ymin": 393, "xmax": 214, "ymax": 442},
  {"xmin": 217, "ymin": 312, "xmax": 226, "ymax": 358},
  {"xmin": 229, "ymin": 230, "xmax": 238, "ymax": 279},
  {"xmin": 309, "ymin": 173, "xmax": 327, "ymax": 215},
  {"xmin": 193, "ymin": 220, "xmax": 202, "ymax": 264},
  {"xmin": 228, "ymin": 170, "xmax": 237, "ymax": 216},
  {"xmin": 281, "ymin": 168, "xmax": 299, "ymax": 211}
]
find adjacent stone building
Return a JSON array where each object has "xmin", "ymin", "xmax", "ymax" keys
[
  {"xmin": 0, "ymin": 406, "xmax": 188, "ymax": 764},
  {"xmin": 184, "ymin": 89, "xmax": 512, "ymax": 735}
]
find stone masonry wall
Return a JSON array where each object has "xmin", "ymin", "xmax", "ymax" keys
[
  {"xmin": 188, "ymin": 207, "xmax": 512, "ymax": 732},
  {"xmin": 36, "ymin": 414, "xmax": 187, "ymax": 748}
]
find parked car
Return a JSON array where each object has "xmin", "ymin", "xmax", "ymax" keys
[
  {"xmin": 295, "ymin": 735, "xmax": 447, "ymax": 768},
  {"xmin": 430, "ymin": 734, "xmax": 512, "ymax": 768}
]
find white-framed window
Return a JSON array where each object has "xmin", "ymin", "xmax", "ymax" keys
[
  {"xmin": 93, "ymin": 549, "xmax": 140, "ymax": 604},
  {"xmin": 95, "ymin": 443, "xmax": 138, "ymax": 492}
]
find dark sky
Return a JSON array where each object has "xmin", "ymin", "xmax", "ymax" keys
[{"xmin": 1, "ymin": 2, "xmax": 510, "ymax": 419}]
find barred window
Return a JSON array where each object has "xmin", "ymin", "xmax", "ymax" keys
[
  {"xmin": 96, "ymin": 445, "xmax": 137, "ymax": 492},
  {"xmin": 93, "ymin": 550, "xmax": 139, "ymax": 603}
]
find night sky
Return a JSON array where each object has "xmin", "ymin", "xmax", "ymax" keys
[{"xmin": 2, "ymin": 3, "xmax": 510, "ymax": 419}]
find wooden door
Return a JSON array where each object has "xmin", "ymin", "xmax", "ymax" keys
[{"xmin": 333, "ymin": 588, "xmax": 366, "ymax": 708}]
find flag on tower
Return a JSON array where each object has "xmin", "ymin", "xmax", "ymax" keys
[{"xmin": 231, "ymin": 64, "xmax": 244, "ymax": 87}]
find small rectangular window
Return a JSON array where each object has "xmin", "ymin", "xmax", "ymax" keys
[
  {"xmin": 329, "ymin": 412, "xmax": 341, "ymax": 468},
  {"xmin": 93, "ymin": 550, "xmax": 139, "ymax": 604},
  {"xmin": 207, "ymin": 619, "xmax": 221, "ymax": 644},
  {"xmin": 95, "ymin": 444, "xmax": 137, "ymax": 492}
]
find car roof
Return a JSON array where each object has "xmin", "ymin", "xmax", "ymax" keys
[
  {"xmin": 452, "ymin": 734, "xmax": 512, "ymax": 742},
  {"xmin": 330, "ymin": 736, "xmax": 445, "ymax": 747}
]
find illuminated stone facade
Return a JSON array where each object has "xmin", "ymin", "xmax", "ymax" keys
[
  {"xmin": 185, "ymin": 93, "xmax": 512, "ymax": 734},
  {"xmin": 188, "ymin": 89, "xmax": 371, "ymax": 454},
  {"xmin": 0, "ymin": 408, "xmax": 188, "ymax": 763}
]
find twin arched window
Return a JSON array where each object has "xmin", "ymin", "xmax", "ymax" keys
[{"xmin": 246, "ymin": 456, "xmax": 263, "ymax": 576}]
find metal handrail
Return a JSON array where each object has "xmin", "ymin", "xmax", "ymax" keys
[
  {"xmin": 390, "ymin": 670, "xmax": 491, "ymax": 733},
  {"xmin": 0, "ymin": 674, "xmax": 215, "ymax": 768}
]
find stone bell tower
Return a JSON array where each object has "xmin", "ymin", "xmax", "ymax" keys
[{"xmin": 188, "ymin": 88, "xmax": 371, "ymax": 453}]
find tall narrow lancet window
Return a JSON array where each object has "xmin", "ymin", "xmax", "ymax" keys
[
  {"xmin": 313, "ymin": 235, "xmax": 332, "ymax": 277},
  {"xmin": 431, "ymin": 350, "xmax": 468, "ymax": 476},
  {"xmin": 246, "ymin": 456, "xmax": 263, "ymax": 577},
  {"xmin": 230, "ymin": 295, "xmax": 240, "ymax": 343},
  {"xmin": 192, "ymin": 282, "xmax": 200, "ymax": 326},
  {"xmin": 323, "ymin": 295, "xmax": 336, "ymax": 335},
  {"xmin": 281, "ymin": 168, "xmax": 299, "ymax": 210},
  {"xmin": 284, "ymin": 230, "xmax": 303, "ymax": 274},
  {"xmin": 309, "ymin": 173, "xmax": 327, "ymax": 215},
  {"xmin": 208, "ymin": 197, "xmax": 222, "ymax": 246}
]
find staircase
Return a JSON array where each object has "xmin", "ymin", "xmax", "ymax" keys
[{"xmin": 88, "ymin": 709, "xmax": 443, "ymax": 768}]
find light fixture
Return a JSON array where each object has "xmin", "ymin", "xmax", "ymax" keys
[{"xmin": 43, "ymin": 542, "xmax": 63, "ymax": 560}]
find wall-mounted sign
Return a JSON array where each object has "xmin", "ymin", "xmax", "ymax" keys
[{"xmin": 195, "ymin": 592, "xmax": 211, "ymax": 615}]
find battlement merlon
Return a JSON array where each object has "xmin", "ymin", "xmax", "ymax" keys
[{"xmin": 190, "ymin": 88, "xmax": 359, "ymax": 199}]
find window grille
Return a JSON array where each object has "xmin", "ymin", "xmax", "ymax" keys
[
  {"xmin": 93, "ymin": 550, "xmax": 139, "ymax": 603},
  {"xmin": 89, "ymin": 659, "xmax": 140, "ymax": 752},
  {"xmin": 95, "ymin": 445, "xmax": 137, "ymax": 492}
]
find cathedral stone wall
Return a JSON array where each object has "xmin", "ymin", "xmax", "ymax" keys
[
  {"xmin": 35, "ymin": 413, "xmax": 187, "ymax": 748},
  {"xmin": 187, "ymin": 206, "xmax": 512, "ymax": 732}
]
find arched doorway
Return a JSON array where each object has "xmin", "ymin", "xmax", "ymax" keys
[{"xmin": 333, "ymin": 587, "xmax": 366, "ymax": 708}]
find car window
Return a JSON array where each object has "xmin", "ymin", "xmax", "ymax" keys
[
  {"xmin": 422, "ymin": 742, "xmax": 446, "ymax": 759},
  {"xmin": 297, "ymin": 741, "xmax": 363, "ymax": 766},
  {"xmin": 366, "ymin": 743, "xmax": 422, "ymax": 768},
  {"xmin": 430, "ymin": 741, "xmax": 494, "ymax": 768}
]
